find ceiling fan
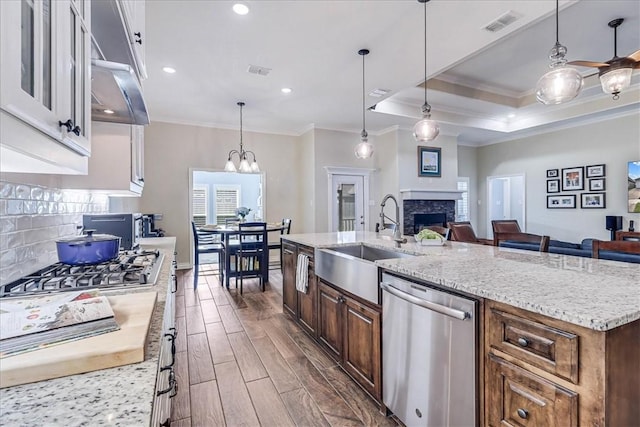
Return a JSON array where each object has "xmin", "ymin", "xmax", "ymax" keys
[{"xmin": 569, "ymin": 18, "xmax": 640, "ymax": 99}]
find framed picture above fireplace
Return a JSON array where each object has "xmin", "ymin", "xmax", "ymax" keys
[{"xmin": 418, "ymin": 146, "xmax": 441, "ymax": 177}]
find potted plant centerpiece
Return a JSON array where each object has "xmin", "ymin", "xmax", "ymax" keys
[{"xmin": 235, "ymin": 207, "xmax": 251, "ymax": 223}]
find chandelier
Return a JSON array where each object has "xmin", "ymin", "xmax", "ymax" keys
[
  {"xmin": 224, "ymin": 101, "xmax": 260, "ymax": 173},
  {"xmin": 355, "ymin": 49, "xmax": 374, "ymax": 159}
]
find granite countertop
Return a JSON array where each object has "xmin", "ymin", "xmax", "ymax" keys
[
  {"xmin": 283, "ymin": 232, "xmax": 640, "ymax": 331},
  {"xmin": 0, "ymin": 237, "xmax": 176, "ymax": 427}
]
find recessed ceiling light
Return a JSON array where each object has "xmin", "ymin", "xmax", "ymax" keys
[
  {"xmin": 507, "ymin": 113, "xmax": 516, "ymax": 118},
  {"xmin": 103, "ymin": 109, "xmax": 115, "ymax": 114},
  {"xmin": 162, "ymin": 66, "xmax": 176, "ymax": 74},
  {"xmin": 281, "ymin": 88, "xmax": 292, "ymax": 94},
  {"xmin": 233, "ymin": 3, "xmax": 249, "ymax": 15}
]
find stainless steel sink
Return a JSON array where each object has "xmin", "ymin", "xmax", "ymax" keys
[{"xmin": 315, "ymin": 244, "xmax": 415, "ymax": 304}]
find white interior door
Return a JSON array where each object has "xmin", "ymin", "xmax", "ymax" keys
[
  {"xmin": 487, "ymin": 174, "xmax": 525, "ymax": 239},
  {"xmin": 332, "ymin": 175, "xmax": 365, "ymax": 232}
]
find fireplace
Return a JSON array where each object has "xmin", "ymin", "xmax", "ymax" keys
[
  {"xmin": 413, "ymin": 213, "xmax": 447, "ymax": 234},
  {"xmin": 403, "ymin": 199, "xmax": 456, "ymax": 235}
]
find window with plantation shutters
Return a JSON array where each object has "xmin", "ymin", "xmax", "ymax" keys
[
  {"xmin": 457, "ymin": 178, "xmax": 470, "ymax": 221},
  {"xmin": 192, "ymin": 185, "xmax": 208, "ymax": 226},
  {"xmin": 215, "ymin": 185, "xmax": 241, "ymax": 225}
]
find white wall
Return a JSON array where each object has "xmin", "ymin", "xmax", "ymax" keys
[
  {"xmin": 140, "ymin": 121, "xmax": 299, "ymax": 267},
  {"xmin": 475, "ymin": 113, "xmax": 640, "ymax": 242}
]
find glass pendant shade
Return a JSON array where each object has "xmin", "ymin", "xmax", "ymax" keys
[
  {"xmin": 535, "ymin": 65, "xmax": 583, "ymax": 105},
  {"xmin": 355, "ymin": 136, "xmax": 374, "ymax": 159},
  {"xmin": 250, "ymin": 160, "xmax": 260, "ymax": 173},
  {"xmin": 413, "ymin": 114, "xmax": 440, "ymax": 142},
  {"xmin": 238, "ymin": 156, "xmax": 252, "ymax": 173},
  {"xmin": 224, "ymin": 159, "xmax": 237, "ymax": 172},
  {"xmin": 600, "ymin": 67, "xmax": 632, "ymax": 98}
]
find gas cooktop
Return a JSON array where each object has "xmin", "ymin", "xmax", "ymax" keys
[{"xmin": 0, "ymin": 249, "xmax": 164, "ymax": 298}]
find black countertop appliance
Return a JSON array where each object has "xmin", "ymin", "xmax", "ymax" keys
[{"xmin": 142, "ymin": 214, "xmax": 165, "ymax": 237}]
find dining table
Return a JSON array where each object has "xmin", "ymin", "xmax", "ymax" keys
[{"xmin": 197, "ymin": 222, "xmax": 286, "ymax": 288}]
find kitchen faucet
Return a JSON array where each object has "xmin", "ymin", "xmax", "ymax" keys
[{"xmin": 380, "ymin": 194, "xmax": 407, "ymax": 248}]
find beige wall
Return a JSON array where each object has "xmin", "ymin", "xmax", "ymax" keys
[
  {"xmin": 312, "ymin": 128, "xmax": 376, "ymax": 233},
  {"xmin": 457, "ymin": 145, "xmax": 479, "ymax": 229},
  {"xmin": 140, "ymin": 121, "xmax": 299, "ymax": 267},
  {"xmin": 298, "ymin": 129, "xmax": 315, "ymax": 233},
  {"xmin": 372, "ymin": 128, "xmax": 399, "ymax": 228},
  {"xmin": 398, "ymin": 130, "xmax": 459, "ymax": 191},
  {"xmin": 474, "ymin": 113, "xmax": 640, "ymax": 242}
]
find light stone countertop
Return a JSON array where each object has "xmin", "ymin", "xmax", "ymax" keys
[
  {"xmin": 283, "ymin": 232, "xmax": 640, "ymax": 331},
  {"xmin": 0, "ymin": 237, "xmax": 176, "ymax": 427}
]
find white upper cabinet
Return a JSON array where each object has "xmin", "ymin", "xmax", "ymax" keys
[
  {"xmin": 61, "ymin": 121, "xmax": 144, "ymax": 196},
  {"xmin": 120, "ymin": 0, "xmax": 146, "ymax": 80},
  {"xmin": 0, "ymin": 0, "xmax": 91, "ymax": 174}
]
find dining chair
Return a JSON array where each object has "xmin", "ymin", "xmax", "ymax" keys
[
  {"xmin": 268, "ymin": 218, "xmax": 292, "ymax": 270},
  {"xmin": 592, "ymin": 240, "xmax": 640, "ymax": 259},
  {"xmin": 231, "ymin": 222, "xmax": 268, "ymax": 294},
  {"xmin": 447, "ymin": 221, "xmax": 493, "ymax": 245},
  {"xmin": 191, "ymin": 221, "xmax": 224, "ymax": 289},
  {"xmin": 494, "ymin": 232, "xmax": 550, "ymax": 252}
]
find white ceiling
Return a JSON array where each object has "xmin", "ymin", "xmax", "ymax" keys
[{"xmin": 143, "ymin": 0, "xmax": 640, "ymax": 146}]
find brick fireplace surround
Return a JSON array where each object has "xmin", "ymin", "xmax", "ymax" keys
[{"xmin": 403, "ymin": 199, "xmax": 456, "ymax": 235}]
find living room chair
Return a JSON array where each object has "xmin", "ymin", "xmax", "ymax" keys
[
  {"xmin": 491, "ymin": 220, "xmax": 521, "ymax": 245},
  {"xmin": 447, "ymin": 221, "xmax": 492, "ymax": 245},
  {"xmin": 268, "ymin": 218, "xmax": 292, "ymax": 270},
  {"xmin": 592, "ymin": 240, "xmax": 640, "ymax": 259},
  {"xmin": 494, "ymin": 232, "xmax": 550, "ymax": 252},
  {"xmin": 231, "ymin": 222, "xmax": 268, "ymax": 294},
  {"xmin": 191, "ymin": 221, "xmax": 224, "ymax": 289}
]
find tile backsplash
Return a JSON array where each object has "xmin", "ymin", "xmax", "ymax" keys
[{"xmin": 0, "ymin": 181, "xmax": 109, "ymax": 286}]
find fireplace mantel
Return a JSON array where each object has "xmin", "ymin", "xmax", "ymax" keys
[{"xmin": 399, "ymin": 189, "xmax": 463, "ymax": 201}]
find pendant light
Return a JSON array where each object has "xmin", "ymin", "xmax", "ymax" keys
[
  {"xmin": 413, "ymin": 0, "xmax": 439, "ymax": 142},
  {"xmin": 535, "ymin": 0, "xmax": 583, "ymax": 105},
  {"xmin": 224, "ymin": 101, "xmax": 260, "ymax": 173},
  {"xmin": 355, "ymin": 49, "xmax": 374, "ymax": 159}
]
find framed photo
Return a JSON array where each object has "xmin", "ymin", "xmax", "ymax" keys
[
  {"xmin": 588, "ymin": 178, "xmax": 605, "ymax": 191},
  {"xmin": 546, "ymin": 169, "xmax": 559, "ymax": 178},
  {"xmin": 581, "ymin": 192, "xmax": 606, "ymax": 209},
  {"xmin": 418, "ymin": 146, "xmax": 441, "ymax": 177},
  {"xmin": 561, "ymin": 166, "xmax": 584, "ymax": 191},
  {"xmin": 586, "ymin": 164, "xmax": 606, "ymax": 178},
  {"xmin": 547, "ymin": 194, "xmax": 576, "ymax": 209},
  {"xmin": 547, "ymin": 179, "xmax": 560, "ymax": 193}
]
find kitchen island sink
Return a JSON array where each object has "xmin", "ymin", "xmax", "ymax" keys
[{"xmin": 315, "ymin": 243, "xmax": 415, "ymax": 304}]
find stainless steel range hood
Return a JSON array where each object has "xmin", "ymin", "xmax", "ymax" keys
[{"xmin": 91, "ymin": 59, "xmax": 149, "ymax": 125}]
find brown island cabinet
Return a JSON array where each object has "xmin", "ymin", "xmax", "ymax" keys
[{"xmin": 282, "ymin": 239, "xmax": 639, "ymax": 426}]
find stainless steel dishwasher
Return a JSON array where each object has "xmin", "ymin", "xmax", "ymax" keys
[{"xmin": 381, "ymin": 272, "xmax": 478, "ymax": 427}]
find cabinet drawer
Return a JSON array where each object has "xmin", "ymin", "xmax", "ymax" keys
[
  {"xmin": 487, "ymin": 354, "xmax": 577, "ymax": 427},
  {"xmin": 488, "ymin": 307, "xmax": 579, "ymax": 383}
]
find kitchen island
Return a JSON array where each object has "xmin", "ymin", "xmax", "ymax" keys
[
  {"xmin": 0, "ymin": 237, "xmax": 176, "ymax": 427},
  {"xmin": 282, "ymin": 231, "xmax": 640, "ymax": 426}
]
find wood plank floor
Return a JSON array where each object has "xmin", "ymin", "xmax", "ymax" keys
[{"xmin": 172, "ymin": 263, "xmax": 398, "ymax": 427}]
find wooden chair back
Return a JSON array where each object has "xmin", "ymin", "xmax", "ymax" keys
[
  {"xmin": 494, "ymin": 232, "xmax": 550, "ymax": 252},
  {"xmin": 447, "ymin": 221, "xmax": 483, "ymax": 243},
  {"xmin": 615, "ymin": 231, "xmax": 640, "ymax": 241},
  {"xmin": 592, "ymin": 240, "xmax": 640, "ymax": 259}
]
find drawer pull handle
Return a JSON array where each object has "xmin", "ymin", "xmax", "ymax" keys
[
  {"xmin": 517, "ymin": 337, "xmax": 529, "ymax": 347},
  {"xmin": 517, "ymin": 408, "xmax": 529, "ymax": 419}
]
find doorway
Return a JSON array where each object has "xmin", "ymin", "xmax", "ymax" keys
[
  {"xmin": 486, "ymin": 174, "xmax": 525, "ymax": 239},
  {"xmin": 326, "ymin": 167, "xmax": 373, "ymax": 232},
  {"xmin": 189, "ymin": 169, "xmax": 264, "ymax": 265}
]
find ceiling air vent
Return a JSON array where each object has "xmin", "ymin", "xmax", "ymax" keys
[
  {"xmin": 482, "ymin": 10, "xmax": 522, "ymax": 33},
  {"xmin": 247, "ymin": 64, "xmax": 271, "ymax": 76}
]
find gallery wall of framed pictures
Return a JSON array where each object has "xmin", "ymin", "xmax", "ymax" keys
[{"xmin": 546, "ymin": 164, "xmax": 606, "ymax": 209}]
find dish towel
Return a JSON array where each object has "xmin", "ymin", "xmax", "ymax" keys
[{"xmin": 296, "ymin": 254, "xmax": 309, "ymax": 293}]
